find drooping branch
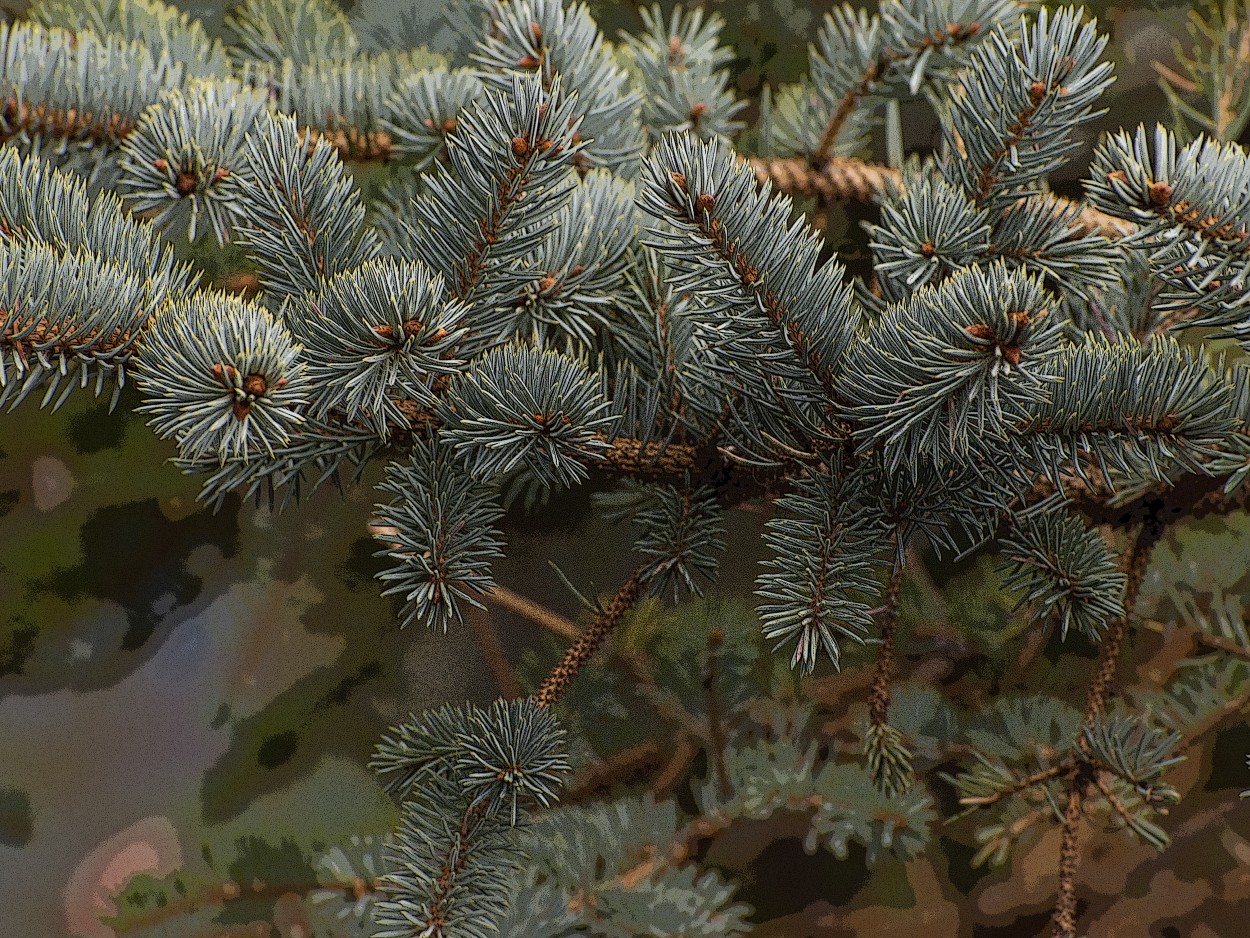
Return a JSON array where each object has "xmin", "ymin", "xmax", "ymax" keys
[{"xmin": 1051, "ymin": 524, "xmax": 1159, "ymax": 938}]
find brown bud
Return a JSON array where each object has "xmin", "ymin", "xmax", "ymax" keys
[
  {"xmin": 152, "ymin": 158, "xmax": 168, "ymax": 173},
  {"xmin": 1007, "ymin": 310, "xmax": 1031, "ymax": 330},
  {"xmin": 175, "ymin": 171, "xmax": 197, "ymax": 196},
  {"xmin": 273, "ymin": 378, "xmax": 288, "ymax": 390},
  {"xmin": 221, "ymin": 882, "xmax": 241, "ymax": 899},
  {"xmin": 668, "ymin": 35, "xmax": 682, "ymax": 56},
  {"xmin": 242, "ymin": 373, "xmax": 268, "ymax": 397},
  {"xmin": 1028, "ymin": 81, "xmax": 1047, "ymax": 105},
  {"xmin": 351, "ymin": 877, "xmax": 369, "ymax": 901},
  {"xmin": 570, "ymin": 264, "xmax": 584, "ymax": 276},
  {"xmin": 964, "ymin": 323, "xmax": 995, "ymax": 341},
  {"xmin": 209, "ymin": 362, "xmax": 227, "ymax": 385},
  {"xmin": 400, "ymin": 320, "xmax": 424, "ymax": 338},
  {"xmin": 669, "ymin": 171, "xmax": 687, "ymax": 192},
  {"xmin": 694, "ymin": 193, "xmax": 715, "ymax": 213},
  {"xmin": 529, "ymin": 21, "xmax": 542, "ymax": 42},
  {"xmin": 1147, "ymin": 180, "xmax": 1173, "ymax": 207},
  {"xmin": 373, "ymin": 324, "xmax": 396, "ymax": 340},
  {"xmin": 1106, "ymin": 169, "xmax": 1127, "ymax": 183},
  {"xmin": 428, "ymin": 327, "xmax": 449, "ymax": 342},
  {"xmin": 210, "ymin": 167, "xmax": 230, "ymax": 185},
  {"xmin": 440, "ymin": 117, "xmax": 457, "ymax": 134},
  {"xmin": 517, "ymin": 53, "xmax": 540, "ymax": 69},
  {"xmin": 1002, "ymin": 344, "xmax": 1022, "ymax": 366},
  {"xmin": 919, "ymin": 240, "xmax": 936, "ymax": 257},
  {"xmin": 423, "ymin": 117, "xmax": 436, "ymax": 129},
  {"xmin": 511, "ymin": 136, "xmax": 530, "ymax": 158},
  {"xmin": 689, "ymin": 101, "xmax": 707, "ymax": 123},
  {"xmin": 538, "ymin": 274, "xmax": 557, "ymax": 291}
]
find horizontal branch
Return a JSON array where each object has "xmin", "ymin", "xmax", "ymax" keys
[{"xmin": 748, "ymin": 155, "xmax": 1134, "ymax": 239}]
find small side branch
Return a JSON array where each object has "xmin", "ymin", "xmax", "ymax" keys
[
  {"xmin": 868, "ymin": 564, "xmax": 905, "ymax": 728},
  {"xmin": 532, "ymin": 568, "xmax": 645, "ymax": 708},
  {"xmin": 704, "ymin": 627, "xmax": 732, "ymax": 801},
  {"xmin": 746, "ymin": 155, "xmax": 1132, "ymax": 239},
  {"xmin": 958, "ymin": 761, "xmax": 1069, "ymax": 808},
  {"xmin": 1052, "ymin": 524, "xmax": 1159, "ymax": 938},
  {"xmin": 1051, "ymin": 771, "xmax": 1088, "ymax": 938}
]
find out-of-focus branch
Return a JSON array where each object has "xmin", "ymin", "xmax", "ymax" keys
[{"xmin": 747, "ymin": 154, "xmax": 1134, "ymax": 239}]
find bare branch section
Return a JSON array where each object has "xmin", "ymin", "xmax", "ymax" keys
[
  {"xmin": 532, "ymin": 568, "xmax": 645, "ymax": 708},
  {"xmin": 748, "ymin": 155, "xmax": 1133, "ymax": 239}
]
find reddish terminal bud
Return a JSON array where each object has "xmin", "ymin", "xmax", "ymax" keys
[
  {"xmin": 517, "ymin": 53, "xmax": 540, "ymax": 69},
  {"xmin": 511, "ymin": 136, "xmax": 530, "ymax": 158},
  {"xmin": 529, "ymin": 21, "xmax": 542, "ymax": 42},
  {"xmin": 1147, "ymin": 181, "xmax": 1173, "ymax": 207},
  {"xmin": 964, "ymin": 323, "xmax": 995, "ymax": 341},
  {"xmin": 1002, "ymin": 345, "xmax": 1022, "ymax": 366},
  {"xmin": 210, "ymin": 167, "xmax": 229, "ymax": 185},
  {"xmin": 175, "ymin": 171, "xmax": 197, "ymax": 196},
  {"xmin": 694, "ymin": 193, "xmax": 715, "ymax": 213},
  {"xmin": 242, "ymin": 373, "xmax": 268, "ymax": 397},
  {"xmin": 669, "ymin": 171, "xmax": 687, "ymax": 192},
  {"xmin": 1028, "ymin": 81, "xmax": 1047, "ymax": 105},
  {"xmin": 152, "ymin": 158, "xmax": 168, "ymax": 173}
]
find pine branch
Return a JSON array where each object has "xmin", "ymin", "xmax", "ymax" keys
[
  {"xmin": 563, "ymin": 741, "xmax": 665, "ymax": 803},
  {"xmin": 811, "ymin": 1, "xmax": 1000, "ymax": 163},
  {"xmin": 532, "ymin": 567, "xmax": 646, "ymax": 708},
  {"xmin": 865, "ymin": 562, "xmax": 914, "ymax": 795},
  {"xmin": 703, "ymin": 626, "xmax": 732, "ymax": 801},
  {"xmin": 748, "ymin": 153, "xmax": 1134, "ymax": 237},
  {"xmin": 1051, "ymin": 523, "xmax": 1159, "ymax": 938}
]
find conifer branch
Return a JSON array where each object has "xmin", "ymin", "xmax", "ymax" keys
[
  {"xmin": 1051, "ymin": 523, "xmax": 1159, "ymax": 938},
  {"xmin": 563, "ymin": 741, "xmax": 665, "ymax": 803},
  {"xmin": 1051, "ymin": 768, "xmax": 1088, "ymax": 938},
  {"xmin": 703, "ymin": 626, "xmax": 732, "ymax": 801},
  {"xmin": 532, "ymin": 567, "xmax": 646, "ymax": 708},
  {"xmin": 812, "ymin": 11, "xmax": 988, "ymax": 164},
  {"xmin": 957, "ymin": 761, "xmax": 1069, "ymax": 808}
]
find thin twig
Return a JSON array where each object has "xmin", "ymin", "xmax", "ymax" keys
[
  {"xmin": 1051, "ymin": 774, "xmax": 1088, "ymax": 938},
  {"xmin": 868, "ymin": 563, "xmax": 905, "ymax": 728},
  {"xmin": 484, "ymin": 583, "xmax": 580, "ymax": 641},
  {"xmin": 704, "ymin": 627, "xmax": 732, "ymax": 801},
  {"xmin": 563, "ymin": 741, "xmax": 665, "ymax": 804},
  {"xmin": 959, "ymin": 761, "xmax": 1070, "ymax": 808},
  {"xmin": 466, "ymin": 607, "xmax": 522, "ymax": 700},
  {"xmin": 1052, "ymin": 524, "xmax": 1159, "ymax": 938},
  {"xmin": 532, "ymin": 568, "xmax": 646, "ymax": 708},
  {"xmin": 650, "ymin": 732, "xmax": 698, "ymax": 800}
]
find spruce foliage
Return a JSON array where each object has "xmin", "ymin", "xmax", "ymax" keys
[{"xmin": 4, "ymin": 0, "xmax": 1250, "ymax": 936}]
